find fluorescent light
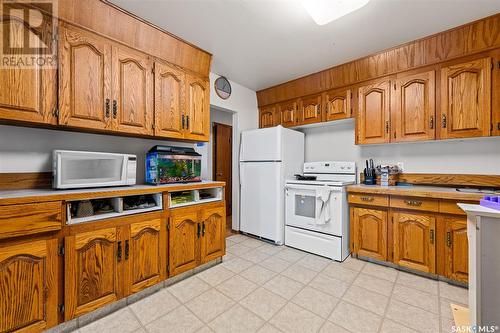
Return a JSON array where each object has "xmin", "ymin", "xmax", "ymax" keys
[{"xmin": 301, "ymin": 0, "xmax": 371, "ymax": 25}]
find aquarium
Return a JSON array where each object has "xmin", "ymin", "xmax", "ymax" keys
[{"xmin": 146, "ymin": 146, "xmax": 202, "ymax": 184}]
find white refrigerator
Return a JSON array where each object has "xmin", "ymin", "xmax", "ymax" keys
[{"xmin": 239, "ymin": 126, "xmax": 304, "ymax": 244}]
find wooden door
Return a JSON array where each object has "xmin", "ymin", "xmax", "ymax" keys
[
  {"xmin": 323, "ymin": 88, "xmax": 352, "ymax": 122},
  {"xmin": 444, "ymin": 216, "xmax": 468, "ymax": 283},
  {"xmin": 278, "ymin": 100, "xmax": 298, "ymax": 127},
  {"xmin": 200, "ymin": 207, "xmax": 226, "ymax": 263},
  {"xmin": 185, "ymin": 75, "xmax": 210, "ymax": 141},
  {"xmin": 259, "ymin": 105, "xmax": 277, "ymax": 128},
  {"xmin": 0, "ymin": 13, "xmax": 57, "ymax": 125},
  {"xmin": 393, "ymin": 212, "xmax": 436, "ymax": 273},
  {"xmin": 298, "ymin": 94, "xmax": 322, "ymax": 125},
  {"xmin": 213, "ymin": 123, "xmax": 232, "ymax": 216},
  {"xmin": 112, "ymin": 45, "xmax": 153, "ymax": 135},
  {"xmin": 65, "ymin": 227, "xmax": 122, "ymax": 320},
  {"xmin": 0, "ymin": 239, "xmax": 58, "ymax": 332},
  {"xmin": 59, "ymin": 23, "xmax": 112, "ymax": 130},
  {"xmin": 126, "ymin": 219, "xmax": 165, "ymax": 295},
  {"xmin": 440, "ymin": 57, "xmax": 491, "ymax": 139},
  {"xmin": 169, "ymin": 209, "xmax": 200, "ymax": 276},
  {"xmin": 492, "ymin": 49, "xmax": 500, "ymax": 137},
  {"xmin": 154, "ymin": 62, "xmax": 185, "ymax": 138},
  {"xmin": 352, "ymin": 207, "xmax": 388, "ymax": 261},
  {"xmin": 393, "ymin": 70, "xmax": 436, "ymax": 142},
  {"xmin": 357, "ymin": 80, "xmax": 391, "ymax": 144}
]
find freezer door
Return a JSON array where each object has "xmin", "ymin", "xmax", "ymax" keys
[
  {"xmin": 240, "ymin": 161, "xmax": 283, "ymax": 244},
  {"xmin": 240, "ymin": 127, "xmax": 282, "ymax": 162}
]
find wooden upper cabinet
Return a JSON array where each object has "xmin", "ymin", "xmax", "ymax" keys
[
  {"xmin": 357, "ymin": 80, "xmax": 391, "ymax": 144},
  {"xmin": 126, "ymin": 219, "xmax": 164, "ymax": 294},
  {"xmin": 169, "ymin": 209, "xmax": 200, "ymax": 276},
  {"xmin": 154, "ymin": 62, "xmax": 185, "ymax": 138},
  {"xmin": 59, "ymin": 24, "xmax": 112, "ymax": 130},
  {"xmin": 444, "ymin": 216, "xmax": 468, "ymax": 283},
  {"xmin": 298, "ymin": 94, "xmax": 322, "ymax": 125},
  {"xmin": 200, "ymin": 207, "xmax": 225, "ymax": 263},
  {"xmin": 185, "ymin": 75, "xmax": 210, "ymax": 141},
  {"xmin": 440, "ymin": 57, "xmax": 491, "ymax": 139},
  {"xmin": 491, "ymin": 49, "xmax": 500, "ymax": 137},
  {"xmin": 112, "ymin": 45, "xmax": 153, "ymax": 135},
  {"xmin": 0, "ymin": 14, "xmax": 57, "ymax": 125},
  {"xmin": 393, "ymin": 212, "xmax": 436, "ymax": 274},
  {"xmin": 393, "ymin": 70, "xmax": 436, "ymax": 142},
  {"xmin": 65, "ymin": 227, "xmax": 121, "ymax": 320},
  {"xmin": 259, "ymin": 105, "xmax": 277, "ymax": 128},
  {"xmin": 352, "ymin": 207, "xmax": 388, "ymax": 261},
  {"xmin": 0, "ymin": 239, "xmax": 58, "ymax": 333},
  {"xmin": 278, "ymin": 100, "xmax": 298, "ymax": 127},
  {"xmin": 323, "ymin": 88, "xmax": 352, "ymax": 122}
]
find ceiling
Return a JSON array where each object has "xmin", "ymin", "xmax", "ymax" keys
[{"xmin": 110, "ymin": 0, "xmax": 500, "ymax": 91}]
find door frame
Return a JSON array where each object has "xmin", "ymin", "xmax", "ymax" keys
[{"xmin": 212, "ymin": 122, "xmax": 233, "ymax": 217}]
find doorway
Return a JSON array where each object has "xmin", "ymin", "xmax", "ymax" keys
[{"xmin": 212, "ymin": 122, "xmax": 233, "ymax": 234}]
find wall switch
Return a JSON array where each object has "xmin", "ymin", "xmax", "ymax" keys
[{"xmin": 397, "ymin": 162, "xmax": 404, "ymax": 172}]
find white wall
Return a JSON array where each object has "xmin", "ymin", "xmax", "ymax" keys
[{"xmin": 300, "ymin": 120, "xmax": 500, "ymax": 178}]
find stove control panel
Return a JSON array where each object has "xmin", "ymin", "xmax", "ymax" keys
[{"xmin": 303, "ymin": 161, "xmax": 356, "ymax": 174}]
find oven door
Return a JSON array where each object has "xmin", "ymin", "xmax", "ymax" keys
[{"xmin": 285, "ymin": 184, "xmax": 343, "ymax": 236}]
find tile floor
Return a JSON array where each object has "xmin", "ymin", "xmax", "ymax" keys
[{"xmin": 74, "ymin": 234, "xmax": 468, "ymax": 333}]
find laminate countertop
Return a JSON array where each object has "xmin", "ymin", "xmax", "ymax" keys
[
  {"xmin": 0, "ymin": 181, "xmax": 225, "ymax": 205},
  {"xmin": 347, "ymin": 184, "xmax": 491, "ymax": 201}
]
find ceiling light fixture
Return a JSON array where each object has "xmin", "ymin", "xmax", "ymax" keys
[{"xmin": 301, "ymin": 0, "xmax": 371, "ymax": 25}]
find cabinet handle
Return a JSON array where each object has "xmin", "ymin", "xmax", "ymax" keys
[
  {"xmin": 497, "ymin": 122, "xmax": 500, "ymax": 131},
  {"xmin": 442, "ymin": 114, "xmax": 447, "ymax": 128},
  {"xmin": 429, "ymin": 116, "xmax": 434, "ymax": 129},
  {"xmin": 202, "ymin": 222, "xmax": 206, "ymax": 236},
  {"xmin": 105, "ymin": 99, "xmax": 110, "ymax": 118},
  {"xmin": 385, "ymin": 121, "xmax": 390, "ymax": 133},
  {"xmin": 125, "ymin": 240, "xmax": 129, "ymax": 260},
  {"xmin": 117, "ymin": 241, "xmax": 122, "ymax": 261},
  {"xmin": 404, "ymin": 200, "xmax": 423, "ymax": 207},
  {"xmin": 197, "ymin": 222, "xmax": 201, "ymax": 238},
  {"xmin": 446, "ymin": 231, "xmax": 452, "ymax": 247},
  {"xmin": 182, "ymin": 115, "xmax": 186, "ymax": 129},
  {"xmin": 430, "ymin": 230, "xmax": 435, "ymax": 245},
  {"xmin": 112, "ymin": 100, "xmax": 117, "ymax": 119},
  {"xmin": 186, "ymin": 115, "xmax": 190, "ymax": 129},
  {"xmin": 360, "ymin": 196, "xmax": 374, "ymax": 202}
]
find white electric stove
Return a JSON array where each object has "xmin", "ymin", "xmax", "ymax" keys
[{"xmin": 285, "ymin": 161, "xmax": 356, "ymax": 261}]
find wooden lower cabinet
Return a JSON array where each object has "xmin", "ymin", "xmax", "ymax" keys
[
  {"xmin": 351, "ymin": 207, "xmax": 388, "ymax": 261},
  {"xmin": 0, "ymin": 238, "xmax": 58, "ymax": 333},
  {"xmin": 200, "ymin": 207, "xmax": 226, "ymax": 263},
  {"xmin": 392, "ymin": 211, "xmax": 436, "ymax": 273},
  {"xmin": 443, "ymin": 216, "xmax": 468, "ymax": 283}
]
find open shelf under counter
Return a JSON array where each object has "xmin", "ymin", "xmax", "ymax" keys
[{"xmin": 168, "ymin": 187, "xmax": 223, "ymax": 208}]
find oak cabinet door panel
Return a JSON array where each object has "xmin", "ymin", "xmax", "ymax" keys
[
  {"xmin": 278, "ymin": 100, "xmax": 298, "ymax": 127},
  {"xmin": 352, "ymin": 207, "xmax": 388, "ymax": 261},
  {"xmin": 200, "ymin": 207, "xmax": 225, "ymax": 263},
  {"xmin": 298, "ymin": 94, "xmax": 322, "ymax": 125},
  {"xmin": 259, "ymin": 105, "xmax": 277, "ymax": 128},
  {"xmin": 169, "ymin": 210, "xmax": 200, "ymax": 276},
  {"xmin": 444, "ymin": 216, "xmax": 468, "ymax": 283},
  {"xmin": 323, "ymin": 88, "xmax": 352, "ymax": 122},
  {"xmin": 357, "ymin": 80, "xmax": 391, "ymax": 144},
  {"xmin": 185, "ymin": 75, "xmax": 209, "ymax": 141}
]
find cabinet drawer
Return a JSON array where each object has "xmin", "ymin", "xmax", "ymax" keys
[
  {"xmin": 390, "ymin": 196, "xmax": 439, "ymax": 212},
  {"xmin": 348, "ymin": 193, "xmax": 389, "ymax": 207},
  {"xmin": 0, "ymin": 202, "xmax": 62, "ymax": 240},
  {"xmin": 439, "ymin": 200, "xmax": 477, "ymax": 215}
]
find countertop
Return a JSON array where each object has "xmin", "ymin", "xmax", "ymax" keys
[
  {"xmin": 0, "ymin": 181, "xmax": 225, "ymax": 205},
  {"xmin": 347, "ymin": 184, "xmax": 488, "ymax": 201}
]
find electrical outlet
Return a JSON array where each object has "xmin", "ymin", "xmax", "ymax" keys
[{"xmin": 397, "ymin": 162, "xmax": 404, "ymax": 172}]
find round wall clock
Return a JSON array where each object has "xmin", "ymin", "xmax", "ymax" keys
[{"xmin": 214, "ymin": 76, "xmax": 232, "ymax": 100}]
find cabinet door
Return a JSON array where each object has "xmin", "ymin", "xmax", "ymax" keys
[
  {"xmin": 323, "ymin": 88, "xmax": 352, "ymax": 122},
  {"xmin": 444, "ymin": 216, "xmax": 468, "ymax": 283},
  {"xmin": 0, "ymin": 14, "xmax": 57, "ymax": 125},
  {"xmin": 393, "ymin": 70, "xmax": 436, "ymax": 142},
  {"xmin": 126, "ymin": 219, "xmax": 165, "ymax": 295},
  {"xmin": 357, "ymin": 80, "xmax": 391, "ymax": 144},
  {"xmin": 169, "ymin": 209, "xmax": 200, "ymax": 276},
  {"xmin": 492, "ymin": 50, "xmax": 500, "ymax": 137},
  {"xmin": 278, "ymin": 100, "xmax": 298, "ymax": 127},
  {"xmin": 59, "ymin": 24, "xmax": 112, "ymax": 130},
  {"xmin": 112, "ymin": 45, "xmax": 153, "ymax": 135},
  {"xmin": 298, "ymin": 94, "xmax": 322, "ymax": 125},
  {"xmin": 154, "ymin": 62, "xmax": 185, "ymax": 138},
  {"xmin": 393, "ymin": 212, "xmax": 436, "ymax": 273},
  {"xmin": 185, "ymin": 75, "xmax": 210, "ymax": 141},
  {"xmin": 440, "ymin": 57, "xmax": 491, "ymax": 139},
  {"xmin": 65, "ymin": 227, "xmax": 122, "ymax": 320},
  {"xmin": 200, "ymin": 207, "xmax": 225, "ymax": 263},
  {"xmin": 259, "ymin": 105, "xmax": 277, "ymax": 128},
  {"xmin": 352, "ymin": 207, "xmax": 388, "ymax": 261},
  {"xmin": 0, "ymin": 239, "xmax": 58, "ymax": 332}
]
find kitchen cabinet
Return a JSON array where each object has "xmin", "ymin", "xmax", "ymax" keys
[
  {"xmin": 443, "ymin": 216, "xmax": 468, "ymax": 283},
  {"xmin": 492, "ymin": 49, "xmax": 500, "ymax": 137},
  {"xmin": 154, "ymin": 62, "xmax": 186, "ymax": 139},
  {"xmin": 259, "ymin": 105, "xmax": 277, "ymax": 128},
  {"xmin": 392, "ymin": 70, "xmax": 436, "ymax": 142},
  {"xmin": 357, "ymin": 80, "xmax": 391, "ymax": 144},
  {"xmin": 298, "ymin": 94, "xmax": 322, "ymax": 125},
  {"xmin": 0, "ymin": 14, "xmax": 57, "ymax": 125},
  {"xmin": 184, "ymin": 74, "xmax": 210, "ymax": 141},
  {"xmin": 200, "ymin": 207, "xmax": 226, "ymax": 263},
  {"xmin": 392, "ymin": 211, "xmax": 436, "ymax": 273},
  {"xmin": 351, "ymin": 207, "xmax": 388, "ymax": 261},
  {"xmin": 440, "ymin": 57, "xmax": 491, "ymax": 139},
  {"xmin": 323, "ymin": 88, "xmax": 352, "ymax": 122},
  {"xmin": 278, "ymin": 100, "xmax": 298, "ymax": 127},
  {"xmin": 0, "ymin": 238, "xmax": 58, "ymax": 333}
]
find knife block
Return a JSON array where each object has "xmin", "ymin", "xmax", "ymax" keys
[{"xmin": 363, "ymin": 169, "xmax": 376, "ymax": 185}]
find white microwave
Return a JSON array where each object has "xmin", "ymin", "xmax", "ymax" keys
[{"xmin": 53, "ymin": 150, "xmax": 137, "ymax": 189}]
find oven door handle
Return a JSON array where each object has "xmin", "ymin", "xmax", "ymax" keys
[{"xmin": 285, "ymin": 184, "xmax": 342, "ymax": 192}]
